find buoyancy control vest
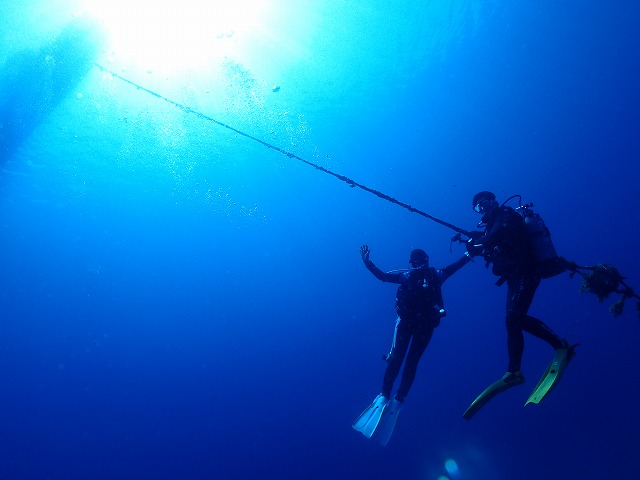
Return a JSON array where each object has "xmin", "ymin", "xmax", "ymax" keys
[
  {"xmin": 395, "ymin": 267, "xmax": 445, "ymax": 326},
  {"xmin": 483, "ymin": 206, "xmax": 532, "ymax": 277}
]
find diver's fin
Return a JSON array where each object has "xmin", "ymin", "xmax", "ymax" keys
[
  {"xmin": 352, "ymin": 394, "xmax": 389, "ymax": 439},
  {"xmin": 371, "ymin": 398, "xmax": 403, "ymax": 447},
  {"xmin": 525, "ymin": 344, "xmax": 577, "ymax": 406},
  {"xmin": 463, "ymin": 371, "xmax": 524, "ymax": 420}
]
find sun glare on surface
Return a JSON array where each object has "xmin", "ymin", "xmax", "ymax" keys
[{"xmin": 81, "ymin": 0, "xmax": 268, "ymax": 73}]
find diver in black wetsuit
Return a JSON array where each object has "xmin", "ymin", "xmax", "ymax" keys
[
  {"xmin": 360, "ymin": 244, "xmax": 470, "ymax": 402},
  {"xmin": 467, "ymin": 191, "xmax": 570, "ymax": 384}
]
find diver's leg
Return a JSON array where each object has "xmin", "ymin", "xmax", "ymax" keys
[
  {"xmin": 395, "ymin": 324, "xmax": 434, "ymax": 401},
  {"xmin": 521, "ymin": 315, "xmax": 566, "ymax": 349},
  {"xmin": 512, "ymin": 273, "xmax": 566, "ymax": 349},
  {"xmin": 505, "ymin": 274, "xmax": 540, "ymax": 372},
  {"xmin": 382, "ymin": 318, "xmax": 411, "ymax": 398}
]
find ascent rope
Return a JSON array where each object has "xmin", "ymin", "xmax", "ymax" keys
[
  {"xmin": 92, "ymin": 64, "xmax": 640, "ymax": 318},
  {"xmin": 94, "ymin": 63, "xmax": 472, "ymax": 237}
]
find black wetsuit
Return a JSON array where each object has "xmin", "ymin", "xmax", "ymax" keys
[
  {"xmin": 478, "ymin": 206, "xmax": 565, "ymax": 372},
  {"xmin": 363, "ymin": 255, "xmax": 469, "ymax": 401}
]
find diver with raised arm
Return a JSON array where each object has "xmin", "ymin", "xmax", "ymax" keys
[{"xmin": 353, "ymin": 244, "xmax": 470, "ymax": 445}]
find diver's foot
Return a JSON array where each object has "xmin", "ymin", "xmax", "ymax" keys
[
  {"xmin": 556, "ymin": 339, "xmax": 579, "ymax": 352},
  {"xmin": 502, "ymin": 370, "xmax": 524, "ymax": 385},
  {"xmin": 556, "ymin": 341, "xmax": 579, "ymax": 361}
]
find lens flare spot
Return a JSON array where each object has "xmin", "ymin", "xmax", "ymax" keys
[{"xmin": 444, "ymin": 458, "xmax": 460, "ymax": 478}]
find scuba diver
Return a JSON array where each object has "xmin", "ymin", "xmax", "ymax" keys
[
  {"xmin": 353, "ymin": 244, "xmax": 471, "ymax": 445},
  {"xmin": 463, "ymin": 191, "xmax": 576, "ymax": 419}
]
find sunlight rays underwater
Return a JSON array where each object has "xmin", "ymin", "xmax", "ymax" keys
[{"xmin": 4, "ymin": 0, "xmax": 486, "ymax": 224}]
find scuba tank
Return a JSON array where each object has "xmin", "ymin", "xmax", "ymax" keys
[
  {"xmin": 518, "ymin": 202, "xmax": 568, "ymax": 278},
  {"xmin": 523, "ymin": 208, "xmax": 557, "ymax": 262}
]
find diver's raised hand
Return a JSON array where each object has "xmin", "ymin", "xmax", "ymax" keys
[{"xmin": 360, "ymin": 244, "xmax": 371, "ymax": 263}]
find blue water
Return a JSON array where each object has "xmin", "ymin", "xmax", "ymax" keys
[{"xmin": 1, "ymin": 1, "xmax": 639, "ymax": 479}]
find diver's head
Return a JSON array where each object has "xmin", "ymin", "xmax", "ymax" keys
[
  {"xmin": 409, "ymin": 249, "xmax": 429, "ymax": 269},
  {"xmin": 472, "ymin": 191, "xmax": 498, "ymax": 214}
]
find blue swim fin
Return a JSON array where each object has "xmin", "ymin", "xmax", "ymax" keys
[
  {"xmin": 352, "ymin": 394, "xmax": 389, "ymax": 439},
  {"xmin": 371, "ymin": 397, "xmax": 403, "ymax": 447}
]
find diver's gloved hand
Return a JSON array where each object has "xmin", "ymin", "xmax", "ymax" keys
[
  {"xmin": 360, "ymin": 244, "xmax": 371, "ymax": 263},
  {"xmin": 466, "ymin": 237, "xmax": 485, "ymax": 258}
]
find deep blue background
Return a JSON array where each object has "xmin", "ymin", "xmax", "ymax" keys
[{"xmin": 1, "ymin": 1, "xmax": 639, "ymax": 479}]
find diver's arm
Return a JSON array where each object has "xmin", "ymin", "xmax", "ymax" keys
[
  {"xmin": 467, "ymin": 208, "xmax": 507, "ymax": 255},
  {"xmin": 360, "ymin": 244, "xmax": 402, "ymax": 283},
  {"xmin": 482, "ymin": 207, "xmax": 520, "ymax": 248},
  {"xmin": 364, "ymin": 259, "xmax": 394, "ymax": 282},
  {"xmin": 439, "ymin": 253, "xmax": 472, "ymax": 283}
]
